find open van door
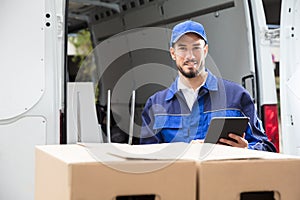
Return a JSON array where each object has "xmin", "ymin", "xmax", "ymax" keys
[
  {"xmin": 0, "ymin": 0, "xmax": 65, "ymax": 199},
  {"xmin": 280, "ymin": 0, "xmax": 300, "ymax": 155}
]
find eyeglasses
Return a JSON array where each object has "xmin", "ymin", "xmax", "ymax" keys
[{"xmin": 174, "ymin": 45, "xmax": 206, "ymax": 57}]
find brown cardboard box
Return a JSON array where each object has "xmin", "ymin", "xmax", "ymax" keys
[
  {"xmin": 35, "ymin": 143, "xmax": 300, "ymax": 200},
  {"xmin": 35, "ymin": 143, "xmax": 196, "ymax": 200},
  {"xmin": 191, "ymin": 144, "xmax": 300, "ymax": 200}
]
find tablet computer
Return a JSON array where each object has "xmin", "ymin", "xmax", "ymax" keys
[{"xmin": 204, "ymin": 117, "xmax": 249, "ymax": 144}]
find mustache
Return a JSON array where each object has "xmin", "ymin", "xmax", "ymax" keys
[{"xmin": 183, "ymin": 59, "xmax": 198, "ymax": 65}]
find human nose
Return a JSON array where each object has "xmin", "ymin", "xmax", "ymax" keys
[{"xmin": 185, "ymin": 49, "xmax": 195, "ymax": 58}]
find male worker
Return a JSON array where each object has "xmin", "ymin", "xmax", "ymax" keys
[{"xmin": 140, "ymin": 20, "xmax": 276, "ymax": 152}]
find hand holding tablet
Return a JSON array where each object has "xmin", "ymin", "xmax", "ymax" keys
[{"xmin": 204, "ymin": 117, "xmax": 249, "ymax": 147}]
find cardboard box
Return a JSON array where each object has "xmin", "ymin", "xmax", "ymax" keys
[
  {"xmin": 35, "ymin": 143, "xmax": 196, "ymax": 200},
  {"xmin": 191, "ymin": 144, "xmax": 300, "ymax": 200},
  {"xmin": 97, "ymin": 143, "xmax": 300, "ymax": 200},
  {"xmin": 35, "ymin": 143, "xmax": 300, "ymax": 200}
]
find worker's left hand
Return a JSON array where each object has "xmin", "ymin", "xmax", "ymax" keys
[
  {"xmin": 190, "ymin": 139, "xmax": 204, "ymax": 144},
  {"xmin": 218, "ymin": 133, "xmax": 248, "ymax": 149}
]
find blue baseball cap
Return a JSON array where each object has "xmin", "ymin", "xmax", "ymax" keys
[{"xmin": 170, "ymin": 20, "xmax": 207, "ymax": 46}]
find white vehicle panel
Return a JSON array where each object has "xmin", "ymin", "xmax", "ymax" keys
[
  {"xmin": 280, "ymin": 0, "xmax": 300, "ymax": 155},
  {"xmin": 0, "ymin": 117, "xmax": 46, "ymax": 200},
  {"xmin": 250, "ymin": 0, "xmax": 278, "ymax": 105},
  {"xmin": 0, "ymin": 1, "xmax": 45, "ymax": 120},
  {"xmin": 0, "ymin": 0, "xmax": 65, "ymax": 199}
]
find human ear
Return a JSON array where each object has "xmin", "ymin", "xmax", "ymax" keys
[
  {"xmin": 170, "ymin": 47, "xmax": 176, "ymax": 60},
  {"xmin": 203, "ymin": 45, "xmax": 208, "ymax": 58}
]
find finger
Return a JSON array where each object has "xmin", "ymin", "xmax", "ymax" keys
[
  {"xmin": 190, "ymin": 140, "xmax": 196, "ymax": 144},
  {"xmin": 219, "ymin": 138, "xmax": 235, "ymax": 146},
  {"xmin": 228, "ymin": 133, "xmax": 242, "ymax": 143},
  {"xmin": 190, "ymin": 140, "xmax": 200, "ymax": 144},
  {"xmin": 228, "ymin": 133, "xmax": 248, "ymax": 148},
  {"xmin": 191, "ymin": 139, "xmax": 204, "ymax": 144}
]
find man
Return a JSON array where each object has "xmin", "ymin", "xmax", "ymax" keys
[{"xmin": 140, "ymin": 20, "xmax": 276, "ymax": 152}]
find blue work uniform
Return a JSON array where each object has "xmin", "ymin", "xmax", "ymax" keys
[{"xmin": 140, "ymin": 70, "xmax": 276, "ymax": 152}]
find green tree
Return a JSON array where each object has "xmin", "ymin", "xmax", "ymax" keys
[{"xmin": 68, "ymin": 29, "xmax": 93, "ymax": 67}]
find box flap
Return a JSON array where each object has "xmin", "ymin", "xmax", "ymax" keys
[
  {"xmin": 82, "ymin": 143, "xmax": 300, "ymax": 162},
  {"xmin": 84, "ymin": 142, "xmax": 191, "ymax": 161},
  {"xmin": 185, "ymin": 143, "xmax": 300, "ymax": 161},
  {"xmin": 83, "ymin": 143, "xmax": 261, "ymax": 161},
  {"xmin": 35, "ymin": 144, "xmax": 124, "ymax": 164},
  {"xmin": 36, "ymin": 143, "xmax": 300, "ymax": 165}
]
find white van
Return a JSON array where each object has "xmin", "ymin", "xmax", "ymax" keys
[{"xmin": 0, "ymin": 0, "xmax": 296, "ymax": 199}]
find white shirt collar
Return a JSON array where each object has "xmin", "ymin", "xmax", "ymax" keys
[
  {"xmin": 177, "ymin": 77, "xmax": 205, "ymax": 110},
  {"xmin": 177, "ymin": 77, "xmax": 203, "ymax": 92}
]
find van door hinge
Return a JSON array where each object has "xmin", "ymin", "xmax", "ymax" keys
[
  {"xmin": 264, "ymin": 28, "xmax": 280, "ymax": 45},
  {"xmin": 57, "ymin": 14, "xmax": 63, "ymax": 38}
]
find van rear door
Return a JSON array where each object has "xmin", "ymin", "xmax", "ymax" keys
[
  {"xmin": 280, "ymin": 0, "xmax": 300, "ymax": 155},
  {"xmin": 0, "ymin": 0, "xmax": 65, "ymax": 199},
  {"xmin": 249, "ymin": 0, "xmax": 280, "ymax": 151}
]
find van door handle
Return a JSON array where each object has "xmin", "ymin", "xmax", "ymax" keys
[{"xmin": 242, "ymin": 74, "xmax": 256, "ymax": 103}]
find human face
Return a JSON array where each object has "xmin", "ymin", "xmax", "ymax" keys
[{"xmin": 170, "ymin": 33, "xmax": 208, "ymax": 78}]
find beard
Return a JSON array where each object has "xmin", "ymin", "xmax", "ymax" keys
[
  {"xmin": 178, "ymin": 66, "xmax": 197, "ymax": 78},
  {"xmin": 177, "ymin": 59, "xmax": 204, "ymax": 78}
]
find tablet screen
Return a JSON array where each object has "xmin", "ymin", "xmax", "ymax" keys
[{"xmin": 204, "ymin": 117, "xmax": 249, "ymax": 144}]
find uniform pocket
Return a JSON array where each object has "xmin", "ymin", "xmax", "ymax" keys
[{"xmin": 153, "ymin": 115, "xmax": 183, "ymax": 130}]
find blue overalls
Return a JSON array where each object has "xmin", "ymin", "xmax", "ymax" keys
[{"xmin": 140, "ymin": 70, "xmax": 276, "ymax": 152}]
